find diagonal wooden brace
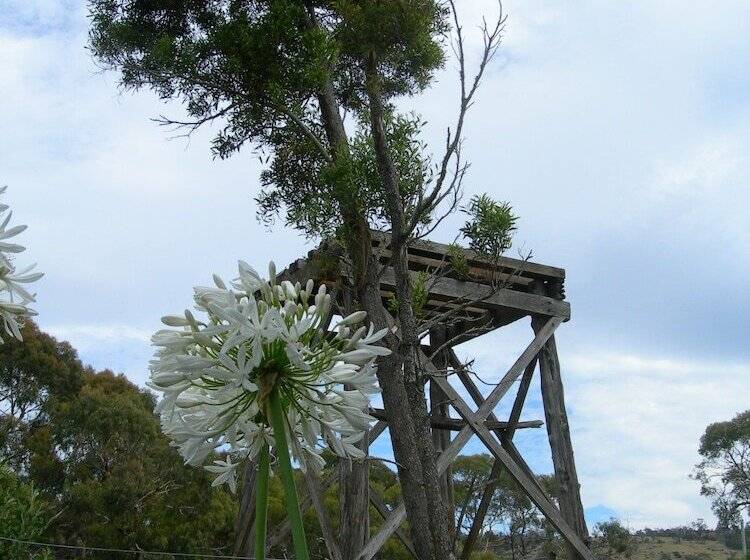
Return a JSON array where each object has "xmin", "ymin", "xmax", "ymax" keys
[
  {"xmin": 301, "ymin": 462, "xmax": 343, "ymax": 560},
  {"xmin": 356, "ymin": 316, "xmax": 563, "ymax": 560},
  {"xmin": 369, "ymin": 485, "xmax": 418, "ymax": 558},
  {"xmin": 429, "ymin": 356, "xmax": 595, "ymax": 560},
  {"xmin": 450, "ymin": 350, "xmax": 548, "ymax": 499}
]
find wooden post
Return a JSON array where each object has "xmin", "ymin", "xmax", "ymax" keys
[
  {"xmin": 339, "ymin": 284, "xmax": 370, "ymax": 560},
  {"xmin": 339, "ymin": 434, "xmax": 370, "ymax": 560},
  {"xmin": 233, "ymin": 459, "xmax": 257, "ymax": 557},
  {"xmin": 430, "ymin": 325, "xmax": 455, "ymax": 531},
  {"xmin": 741, "ymin": 516, "xmax": 747, "ymax": 560},
  {"xmin": 531, "ymin": 285, "xmax": 589, "ymax": 558}
]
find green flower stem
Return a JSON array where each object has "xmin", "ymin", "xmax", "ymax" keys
[
  {"xmin": 268, "ymin": 388, "xmax": 310, "ymax": 560},
  {"xmin": 254, "ymin": 442, "xmax": 270, "ymax": 560}
]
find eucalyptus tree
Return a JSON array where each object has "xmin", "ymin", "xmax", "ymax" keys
[
  {"xmin": 89, "ymin": 2, "xmax": 511, "ymax": 558},
  {"xmin": 694, "ymin": 410, "xmax": 750, "ymax": 521},
  {"xmin": 0, "ymin": 322, "xmax": 83, "ymax": 470}
]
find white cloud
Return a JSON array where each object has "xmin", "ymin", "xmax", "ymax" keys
[
  {"xmin": 45, "ymin": 323, "xmax": 152, "ymax": 350},
  {"xmin": 1, "ymin": 0, "xmax": 749, "ymax": 531},
  {"xmin": 565, "ymin": 349, "xmax": 749, "ymax": 528}
]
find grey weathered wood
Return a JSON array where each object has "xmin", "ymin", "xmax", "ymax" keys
[
  {"xmin": 374, "ymin": 246, "xmax": 535, "ymax": 288},
  {"xmin": 505, "ymin": 357, "xmax": 538, "ymax": 439},
  {"xmin": 532, "ymin": 312, "xmax": 590, "ymax": 559},
  {"xmin": 357, "ymin": 317, "xmax": 563, "ymax": 560},
  {"xmin": 449, "ymin": 349, "xmax": 549, "ymax": 502},
  {"xmin": 368, "ymin": 419, "xmax": 388, "ymax": 442},
  {"xmin": 454, "ymin": 356, "xmax": 536, "ymax": 560},
  {"xmin": 430, "ymin": 326, "xmax": 455, "ymax": 532},
  {"xmin": 379, "ymin": 267, "xmax": 570, "ymax": 319},
  {"xmin": 370, "ymin": 230, "xmax": 566, "ymax": 282},
  {"xmin": 233, "ymin": 460, "xmax": 257, "ymax": 557},
  {"xmin": 340, "ymin": 432, "xmax": 370, "ymax": 560},
  {"xmin": 431, "ymin": 372, "xmax": 596, "ymax": 560},
  {"xmin": 280, "ymin": 238, "xmax": 591, "ymax": 560},
  {"xmin": 369, "ymin": 487, "xmax": 418, "ymax": 558},
  {"xmin": 301, "ymin": 463, "xmax": 343, "ymax": 560},
  {"xmin": 367, "ymin": 408, "xmax": 543, "ymax": 431}
]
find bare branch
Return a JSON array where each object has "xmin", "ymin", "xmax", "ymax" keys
[{"xmin": 407, "ymin": 1, "xmax": 506, "ymax": 236}]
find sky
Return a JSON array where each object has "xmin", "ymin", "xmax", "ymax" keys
[{"xmin": 1, "ymin": 0, "xmax": 749, "ymax": 531}]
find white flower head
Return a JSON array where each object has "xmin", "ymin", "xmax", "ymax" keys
[
  {"xmin": 149, "ymin": 261, "xmax": 390, "ymax": 491},
  {"xmin": 0, "ymin": 187, "xmax": 43, "ymax": 342}
]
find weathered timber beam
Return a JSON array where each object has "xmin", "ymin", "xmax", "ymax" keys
[
  {"xmin": 532, "ymin": 310, "xmax": 590, "ymax": 559},
  {"xmin": 379, "ymin": 267, "xmax": 570, "ymax": 319},
  {"xmin": 356, "ymin": 316, "xmax": 563, "ymax": 560},
  {"xmin": 505, "ymin": 357, "xmax": 538, "ymax": 439},
  {"xmin": 368, "ymin": 408, "xmax": 542, "ymax": 432},
  {"xmin": 432, "ymin": 371, "xmax": 596, "ymax": 560},
  {"xmin": 369, "ymin": 488, "xmax": 418, "ymax": 559},
  {"xmin": 374, "ymin": 247, "xmax": 534, "ymax": 288},
  {"xmin": 371, "ymin": 230, "xmax": 565, "ymax": 282},
  {"xmin": 448, "ymin": 349, "xmax": 549, "ymax": 500},
  {"xmin": 448, "ymin": 352, "xmax": 538, "ymax": 560}
]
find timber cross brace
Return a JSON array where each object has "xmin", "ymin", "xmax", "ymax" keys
[{"xmin": 234, "ymin": 233, "xmax": 595, "ymax": 560}]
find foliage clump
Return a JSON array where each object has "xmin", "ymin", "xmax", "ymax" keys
[
  {"xmin": 693, "ymin": 410, "xmax": 750, "ymax": 525},
  {"xmin": 0, "ymin": 322, "xmax": 237, "ymax": 558},
  {"xmin": 595, "ymin": 518, "xmax": 638, "ymax": 558},
  {"xmin": 460, "ymin": 194, "xmax": 518, "ymax": 260},
  {"xmin": 0, "ymin": 468, "xmax": 52, "ymax": 560}
]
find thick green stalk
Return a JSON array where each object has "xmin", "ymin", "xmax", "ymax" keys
[
  {"xmin": 254, "ymin": 442, "xmax": 270, "ymax": 560},
  {"xmin": 268, "ymin": 389, "xmax": 310, "ymax": 560}
]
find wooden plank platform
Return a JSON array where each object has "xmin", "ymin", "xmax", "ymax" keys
[{"xmin": 280, "ymin": 231, "xmax": 569, "ymax": 337}]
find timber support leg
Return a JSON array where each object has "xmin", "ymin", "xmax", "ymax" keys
[
  {"xmin": 339, "ymin": 434, "xmax": 370, "ymax": 560},
  {"xmin": 531, "ymin": 310, "xmax": 589, "ymax": 559},
  {"xmin": 339, "ymin": 284, "xmax": 370, "ymax": 560},
  {"xmin": 430, "ymin": 325, "xmax": 455, "ymax": 531},
  {"xmin": 233, "ymin": 460, "xmax": 257, "ymax": 558}
]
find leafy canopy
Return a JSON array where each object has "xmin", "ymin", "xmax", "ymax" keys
[
  {"xmin": 0, "ymin": 468, "xmax": 53, "ymax": 560},
  {"xmin": 0, "ymin": 321, "xmax": 84, "ymax": 470},
  {"xmin": 693, "ymin": 410, "xmax": 750, "ymax": 521},
  {"xmin": 89, "ymin": 0, "xmax": 447, "ymax": 238}
]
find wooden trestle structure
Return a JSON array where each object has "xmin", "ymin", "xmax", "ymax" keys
[{"xmin": 234, "ymin": 233, "xmax": 594, "ymax": 560}]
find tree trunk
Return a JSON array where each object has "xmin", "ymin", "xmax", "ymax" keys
[
  {"xmin": 461, "ymin": 460, "xmax": 503, "ymax": 560},
  {"xmin": 307, "ymin": 17, "xmax": 457, "ymax": 555},
  {"xmin": 313, "ymin": 88, "xmax": 439, "ymax": 559}
]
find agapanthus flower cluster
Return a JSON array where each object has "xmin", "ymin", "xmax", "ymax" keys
[
  {"xmin": 0, "ymin": 187, "xmax": 43, "ymax": 343},
  {"xmin": 148, "ymin": 261, "xmax": 389, "ymax": 491}
]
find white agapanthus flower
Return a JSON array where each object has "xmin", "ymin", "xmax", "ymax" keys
[
  {"xmin": 149, "ymin": 260, "xmax": 389, "ymax": 491},
  {"xmin": 0, "ymin": 187, "xmax": 43, "ymax": 342}
]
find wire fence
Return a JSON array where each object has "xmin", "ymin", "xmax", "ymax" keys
[{"xmin": 0, "ymin": 537, "xmax": 290, "ymax": 560}]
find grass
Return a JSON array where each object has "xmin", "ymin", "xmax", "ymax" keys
[{"xmin": 604, "ymin": 537, "xmax": 743, "ymax": 560}]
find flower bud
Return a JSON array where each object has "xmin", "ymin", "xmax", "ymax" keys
[
  {"xmin": 339, "ymin": 310, "xmax": 367, "ymax": 326},
  {"xmin": 162, "ymin": 315, "xmax": 190, "ymax": 327}
]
